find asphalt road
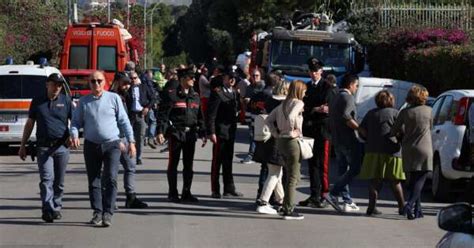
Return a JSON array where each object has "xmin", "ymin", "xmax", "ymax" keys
[{"xmin": 0, "ymin": 126, "xmax": 449, "ymax": 248}]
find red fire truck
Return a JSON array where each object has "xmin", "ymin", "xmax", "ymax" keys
[{"xmin": 59, "ymin": 20, "xmax": 139, "ymax": 98}]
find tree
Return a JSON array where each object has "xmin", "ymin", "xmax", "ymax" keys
[{"xmin": 0, "ymin": 0, "xmax": 67, "ymax": 65}]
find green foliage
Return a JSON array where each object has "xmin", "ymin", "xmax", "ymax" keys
[
  {"xmin": 404, "ymin": 45, "xmax": 474, "ymax": 95},
  {"xmin": 368, "ymin": 28, "xmax": 473, "ymax": 95},
  {"xmin": 175, "ymin": 0, "xmax": 359, "ymax": 65},
  {"xmin": 0, "ymin": 0, "xmax": 67, "ymax": 65},
  {"xmin": 162, "ymin": 52, "xmax": 188, "ymax": 68}
]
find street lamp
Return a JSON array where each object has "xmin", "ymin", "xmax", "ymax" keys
[{"xmin": 149, "ymin": 3, "xmax": 160, "ymax": 68}]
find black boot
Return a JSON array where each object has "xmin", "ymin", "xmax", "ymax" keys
[
  {"xmin": 125, "ymin": 193, "xmax": 148, "ymax": 208},
  {"xmin": 181, "ymin": 190, "xmax": 199, "ymax": 203}
]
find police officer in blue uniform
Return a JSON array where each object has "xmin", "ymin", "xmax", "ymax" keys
[{"xmin": 19, "ymin": 73, "xmax": 72, "ymax": 223}]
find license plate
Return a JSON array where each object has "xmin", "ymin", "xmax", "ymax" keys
[
  {"xmin": 0, "ymin": 125, "xmax": 9, "ymax": 132},
  {"xmin": 0, "ymin": 114, "xmax": 17, "ymax": 123}
]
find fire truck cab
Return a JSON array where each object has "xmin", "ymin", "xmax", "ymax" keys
[{"xmin": 59, "ymin": 21, "xmax": 136, "ymax": 97}]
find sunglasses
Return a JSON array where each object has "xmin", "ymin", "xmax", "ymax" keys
[
  {"xmin": 90, "ymin": 79, "xmax": 103, "ymax": 84},
  {"xmin": 131, "ymin": 77, "xmax": 138, "ymax": 80},
  {"xmin": 253, "ymin": 74, "xmax": 260, "ymax": 77}
]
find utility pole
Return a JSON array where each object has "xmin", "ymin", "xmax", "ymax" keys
[
  {"xmin": 107, "ymin": 0, "xmax": 111, "ymax": 23},
  {"xmin": 67, "ymin": 0, "xmax": 71, "ymax": 25},
  {"xmin": 150, "ymin": 3, "xmax": 160, "ymax": 68},
  {"xmin": 127, "ymin": 0, "xmax": 130, "ymax": 29},
  {"xmin": 144, "ymin": 0, "xmax": 147, "ymax": 69}
]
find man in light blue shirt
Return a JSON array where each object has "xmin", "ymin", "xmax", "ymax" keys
[{"xmin": 70, "ymin": 71, "xmax": 136, "ymax": 227}]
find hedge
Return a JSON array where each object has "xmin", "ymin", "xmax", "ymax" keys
[{"xmin": 367, "ymin": 28, "xmax": 473, "ymax": 96}]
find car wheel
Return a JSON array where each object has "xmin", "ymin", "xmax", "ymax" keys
[{"xmin": 432, "ymin": 156, "xmax": 454, "ymax": 202}]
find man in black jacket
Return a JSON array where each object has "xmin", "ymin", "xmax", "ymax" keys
[
  {"xmin": 300, "ymin": 58, "xmax": 337, "ymax": 208},
  {"xmin": 156, "ymin": 67, "xmax": 207, "ymax": 203},
  {"xmin": 206, "ymin": 70, "xmax": 243, "ymax": 199},
  {"xmin": 126, "ymin": 71, "xmax": 154, "ymax": 165}
]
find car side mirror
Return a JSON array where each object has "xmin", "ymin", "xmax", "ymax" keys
[{"xmin": 438, "ymin": 203, "xmax": 473, "ymax": 234}]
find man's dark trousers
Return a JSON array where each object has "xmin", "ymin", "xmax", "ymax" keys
[
  {"xmin": 211, "ymin": 132, "xmax": 237, "ymax": 194},
  {"xmin": 84, "ymin": 139, "xmax": 121, "ymax": 215},
  {"xmin": 130, "ymin": 112, "xmax": 146, "ymax": 162},
  {"xmin": 307, "ymin": 124, "xmax": 330, "ymax": 199},
  {"xmin": 167, "ymin": 133, "xmax": 196, "ymax": 196}
]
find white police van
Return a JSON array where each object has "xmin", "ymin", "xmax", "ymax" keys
[{"xmin": 0, "ymin": 61, "xmax": 69, "ymax": 148}]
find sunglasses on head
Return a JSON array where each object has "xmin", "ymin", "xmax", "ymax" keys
[{"xmin": 90, "ymin": 79, "xmax": 103, "ymax": 84}]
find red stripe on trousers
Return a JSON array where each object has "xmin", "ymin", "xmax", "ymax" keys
[
  {"xmin": 201, "ymin": 97, "xmax": 208, "ymax": 117},
  {"xmin": 322, "ymin": 139, "xmax": 330, "ymax": 196},
  {"xmin": 210, "ymin": 139, "xmax": 220, "ymax": 193}
]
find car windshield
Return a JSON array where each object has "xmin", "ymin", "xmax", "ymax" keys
[
  {"xmin": 0, "ymin": 75, "xmax": 47, "ymax": 99},
  {"xmin": 270, "ymin": 40, "xmax": 350, "ymax": 72}
]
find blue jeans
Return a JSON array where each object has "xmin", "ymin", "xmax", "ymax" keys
[
  {"xmin": 84, "ymin": 139, "xmax": 121, "ymax": 215},
  {"xmin": 120, "ymin": 138, "xmax": 136, "ymax": 194},
  {"xmin": 248, "ymin": 124, "xmax": 256, "ymax": 156},
  {"xmin": 146, "ymin": 110, "xmax": 157, "ymax": 139},
  {"xmin": 330, "ymin": 142, "xmax": 363, "ymax": 204},
  {"xmin": 36, "ymin": 145, "xmax": 69, "ymax": 213},
  {"xmin": 131, "ymin": 112, "xmax": 146, "ymax": 161}
]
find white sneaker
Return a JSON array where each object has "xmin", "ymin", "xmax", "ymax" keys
[
  {"xmin": 342, "ymin": 202, "xmax": 360, "ymax": 212},
  {"xmin": 257, "ymin": 205, "xmax": 278, "ymax": 215}
]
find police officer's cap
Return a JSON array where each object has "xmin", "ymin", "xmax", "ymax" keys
[
  {"xmin": 47, "ymin": 73, "xmax": 64, "ymax": 85},
  {"xmin": 177, "ymin": 67, "xmax": 195, "ymax": 79},
  {"xmin": 223, "ymin": 65, "xmax": 239, "ymax": 80},
  {"xmin": 307, "ymin": 57, "xmax": 324, "ymax": 72},
  {"xmin": 114, "ymin": 72, "xmax": 131, "ymax": 84}
]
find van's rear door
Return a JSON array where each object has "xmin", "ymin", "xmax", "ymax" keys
[{"xmin": 0, "ymin": 75, "xmax": 47, "ymax": 143}]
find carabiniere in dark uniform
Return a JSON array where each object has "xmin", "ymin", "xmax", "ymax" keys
[
  {"xmin": 157, "ymin": 67, "xmax": 206, "ymax": 203},
  {"xmin": 206, "ymin": 70, "xmax": 243, "ymax": 199}
]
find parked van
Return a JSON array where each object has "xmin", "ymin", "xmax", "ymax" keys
[
  {"xmin": 354, "ymin": 77, "xmax": 416, "ymax": 122},
  {"xmin": 0, "ymin": 64, "xmax": 69, "ymax": 147}
]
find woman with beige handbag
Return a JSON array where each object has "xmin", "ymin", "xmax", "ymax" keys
[{"xmin": 265, "ymin": 80, "xmax": 307, "ymax": 220}]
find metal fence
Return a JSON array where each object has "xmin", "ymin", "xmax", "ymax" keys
[{"xmin": 352, "ymin": 3, "xmax": 473, "ymax": 30}]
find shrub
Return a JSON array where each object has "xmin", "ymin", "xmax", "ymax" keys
[
  {"xmin": 405, "ymin": 45, "xmax": 473, "ymax": 95},
  {"xmin": 367, "ymin": 28, "xmax": 473, "ymax": 95}
]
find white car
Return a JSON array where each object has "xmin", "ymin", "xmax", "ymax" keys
[
  {"xmin": 431, "ymin": 90, "xmax": 474, "ymax": 201},
  {"xmin": 0, "ymin": 63, "xmax": 69, "ymax": 148}
]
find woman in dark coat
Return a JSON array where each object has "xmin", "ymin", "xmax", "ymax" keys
[{"xmin": 358, "ymin": 90, "xmax": 405, "ymax": 216}]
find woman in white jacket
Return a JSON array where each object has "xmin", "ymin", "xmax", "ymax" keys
[{"xmin": 265, "ymin": 80, "xmax": 307, "ymax": 220}]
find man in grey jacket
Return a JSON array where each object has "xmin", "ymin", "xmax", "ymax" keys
[{"xmin": 326, "ymin": 74, "xmax": 362, "ymax": 213}]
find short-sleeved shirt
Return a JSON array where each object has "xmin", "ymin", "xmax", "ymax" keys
[
  {"xmin": 28, "ymin": 94, "xmax": 72, "ymax": 142},
  {"xmin": 360, "ymin": 107, "xmax": 400, "ymax": 156},
  {"xmin": 329, "ymin": 89, "xmax": 358, "ymax": 147}
]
